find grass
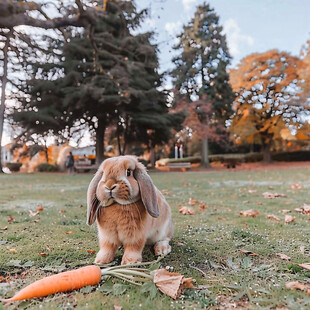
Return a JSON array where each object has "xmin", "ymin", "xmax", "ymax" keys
[{"xmin": 0, "ymin": 167, "xmax": 310, "ymax": 309}]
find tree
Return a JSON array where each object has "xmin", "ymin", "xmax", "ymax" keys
[
  {"xmin": 0, "ymin": 0, "xmax": 104, "ymax": 172},
  {"xmin": 230, "ymin": 50, "xmax": 310, "ymax": 162},
  {"xmin": 171, "ymin": 2, "xmax": 234, "ymax": 167},
  {"xmin": 13, "ymin": 0, "xmax": 184, "ymax": 165}
]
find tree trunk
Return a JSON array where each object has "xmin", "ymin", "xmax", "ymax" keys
[
  {"xmin": 262, "ymin": 143, "xmax": 272, "ymax": 163},
  {"xmin": 96, "ymin": 118, "xmax": 106, "ymax": 165},
  {"xmin": 0, "ymin": 31, "xmax": 11, "ymax": 173},
  {"xmin": 200, "ymin": 137, "xmax": 211, "ymax": 168},
  {"xmin": 150, "ymin": 147, "xmax": 156, "ymax": 168}
]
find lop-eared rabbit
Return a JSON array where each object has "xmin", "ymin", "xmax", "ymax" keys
[{"xmin": 87, "ymin": 156, "xmax": 173, "ymax": 265}]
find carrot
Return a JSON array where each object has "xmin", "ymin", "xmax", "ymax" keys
[{"xmin": 2, "ymin": 265, "xmax": 101, "ymax": 302}]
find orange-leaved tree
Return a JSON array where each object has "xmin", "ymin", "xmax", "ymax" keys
[{"xmin": 230, "ymin": 50, "xmax": 310, "ymax": 162}]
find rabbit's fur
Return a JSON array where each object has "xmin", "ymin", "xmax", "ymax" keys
[{"xmin": 87, "ymin": 155, "xmax": 173, "ymax": 265}]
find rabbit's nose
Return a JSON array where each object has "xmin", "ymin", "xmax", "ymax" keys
[{"xmin": 104, "ymin": 184, "xmax": 116, "ymax": 191}]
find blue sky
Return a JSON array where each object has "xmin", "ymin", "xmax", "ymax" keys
[{"xmin": 136, "ymin": 0, "xmax": 310, "ymax": 70}]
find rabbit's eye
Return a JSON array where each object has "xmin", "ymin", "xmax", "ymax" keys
[{"xmin": 126, "ymin": 169, "xmax": 132, "ymax": 177}]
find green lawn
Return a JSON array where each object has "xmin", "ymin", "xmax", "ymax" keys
[{"xmin": 0, "ymin": 167, "xmax": 310, "ymax": 309}]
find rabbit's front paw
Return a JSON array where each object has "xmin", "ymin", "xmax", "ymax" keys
[
  {"xmin": 154, "ymin": 240, "xmax": 171, "ymax": 256},
  {"xmin": 95, "ymin": 248, "xmax": 116, "ymax": 264}
]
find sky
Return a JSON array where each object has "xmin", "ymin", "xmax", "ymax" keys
[
  {"xmin": 136, "ymin": 0, "xmax": 310, "ymax": 71},
  {"xmin": 2, "ymin": 0, "xmax": 310, "ymax": 146}
]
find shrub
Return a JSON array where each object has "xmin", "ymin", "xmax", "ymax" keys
[
  {"xmin": 272, "ymin": 151, "xmax": 310, "ymax": 162},
  {"xmin": 5, "ymin": 162, "xmax": 22, "ymax": 172},
  {"xmin": 37, "ymin": 163, "xmax": 58, "ymax": 172}
]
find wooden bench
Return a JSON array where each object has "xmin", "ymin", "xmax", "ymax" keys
[
  {"xmin": 167, "ymin": 162, "xmax": 191, "ymax": 172},
  {"xmin": 74, "ymin": 159, "xmax": 98, "ymax": 172},
  {"xmin": 223, "ymin": 158, "xmax": 242, "ymax": 169}
]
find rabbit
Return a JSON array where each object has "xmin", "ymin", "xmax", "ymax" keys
[{"xmin": 86, "ymin": 155, "xmax": 173, "ymax": 265}]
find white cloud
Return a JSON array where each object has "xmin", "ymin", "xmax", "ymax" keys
[
  {"xmin": 223, "ymin": 18, "xmax": 254, "ymax": 58},
  {"xmin": 182, "ymin": 0, "xmax": 197, "ymax": 12},
  {"xmin": 165, "ymin": 21, "xmax": 182, "ymax": 36}
]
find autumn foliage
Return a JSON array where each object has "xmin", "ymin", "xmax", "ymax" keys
[{"xmin": 230, "ymin": 50, "xmax": 310, "ymax": 161}]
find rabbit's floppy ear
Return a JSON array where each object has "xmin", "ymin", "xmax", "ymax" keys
[
  {"xmin": 86, "ymin": 163, "xmax": 103, "ymax": 225},
  {"xmin": 134, "ymin": 162, "xmax": 159, "ymax": 218}
]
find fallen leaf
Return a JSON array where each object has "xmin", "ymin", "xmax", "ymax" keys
[
  {"xmin": 198, "ymin": 204, "xmax": 207, "ymax": 212},
  {"xmin": 285, "ymin": 215, "xmax": 295, "ymax": 224},
  {"xmin": 29, "ymin": 210, "xmax": 39, "ymax": 217},
  {"xmin": 114, "ymin": 306, "xmax": 122, "ymax": 310},
  {"xmin": 285, "ymin": 281, "xmax": 307, "ymax": 291},
  {"xmin": 161, "ymin": 189, "xmax": 172, "ymax": 195},
  {"xmin": 37, "ymin": 205, "xmax": 44, "ymax": 212},
  {"xmin": 239, "ymin": 209, "xmax": 259, "ymax": 217},
  {"xmin": 188, "ymin": 198, "xmax": 198, "ymax": 205},
  {"xmin": 242, "ymin": 200, "xmax": 249, "ymax": 204},
  {"xmin": 183, "ymin": 182, "xmax": 190, "ymax": 187},
  {"xmin": 153, "ymin": 269, "xmax": 195, "ymax": 299},
  {"xmin": 267, "ymin": 214, "xmax": 281, "ymax": 222},
  {"xmin": 65, "ymin": 231, "xmax": 74, "ymax": 234},
  {"xmin": 34, "ymin": 217, "xmax": 40, "ymax": 223},
  {"xmin": 9, "ymin": 249, "xmax": 17, "ymax": 253},
  {"xmin": 296, "ymin": 204, "xmax": 310, "ymax": 214},
  {"xmin": 38, "ymin": 253, "xmax": 48, "ymax": 256},
  {"xmin": 79, "ymin": 204, "xmax": 83, "ymax": 208},
  {"xmin": 276, "ymin": 253, "xmax": 291, "ymax": 260},
  {"xmin": 290, "ymin": 183, "xmax": 302, "ymax": 189},
  {"xmin": 60, "ymin": 189, "xmax": 65, "ymax": 193},
  {"xmin": 296, "ymin": 263, "xmax": 310, "ymax": 271},
  {"xmin": 263, "ymin": 192, "xmax": 287, "ymax": 199},
  {"xmin": 87, "ymin": 249, "xmax": 96, "ymax": 254},
  {"xmin": 281, "ymin": 209, "xmax": 291, "ymax": 214},
  {"xmin": 59, "ymin": 210, "xmax": 66, "ymax": 214},
  {"xmin": 248, "ymin": 189, "xmax": 257, "ymax": 193},
  {"xmin": 239, "ymin": 249, "xmax": 259, "ymax": 256},
  {"xmin": 8, "ymin": 215, "xmax": 14, "ymax": 223},
  {"xmin": 268, "ymin": 186, "xmax": 274, "ymax": 190},
  {"xmin": 178, "ymin": 206, "xmax": 195, "ymax": 215},
  {"xmin": 177, "ymin": 242, "xmax": 184, "ymax": 246},
  {"xmin": 0, "ymin": 226, "xmax": 8, "ymax": 231}
]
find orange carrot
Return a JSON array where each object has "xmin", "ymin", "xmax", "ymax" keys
[{"xmin": 2, "ymin": 265, "xmax": 101, "ymax": 302}]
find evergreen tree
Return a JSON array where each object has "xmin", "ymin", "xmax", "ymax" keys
[
  {"xmin": 13, "ymin": 0, "xmax": 184, "ymax": 164},
  {"xmin": 171, "ymin": 2, "xmax": 234, "ymax": 166}
]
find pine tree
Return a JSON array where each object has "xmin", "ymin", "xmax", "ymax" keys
[
  {"xmin": 171, "ymin": 2, "xmax": 234, "ymax": 166},
  {"xmin": 13, "ymin": 0, "xmax": 184, "ymax": 164}
]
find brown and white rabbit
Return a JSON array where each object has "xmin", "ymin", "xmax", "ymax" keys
[{"xmin": 86, "ymin": 155, "xmax": 173, "ymax": 265}]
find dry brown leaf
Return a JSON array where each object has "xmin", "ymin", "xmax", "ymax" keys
[
  {"xmin": 8, "ymin": 215, "xmax": 14, "ymax": 223},
  {"xmin": 87, "ymin": 249, "xmax": 96, "ymax": 254},
  {"xmin": 198, "ymin": 204, "xmax": 207, "ymax": 212},
  {"xmin": 290, "ymin": 183, "xmax": 303, "ymax": 189},
  {"xmin": 248, "ymin": 189, "xmax": 257, "ymax": 193},
  {"xmin": 179, "ymin": 206, "xmax": 195, "ymax": 215},
  {"xmin": 153, "ymin": 269, "xmax": 195, "ymax": 299},
  {"xmin": 161, "ymin": 189, "xmax": 172, "ymax": 195},
  {"xmin": 296, "ymin": 263, "xmax": 310, "ymax": 271},
  {"xmin": 188, "ymin": 198, "xmax": 199, "ymax": 205},
  {"xmin": 0, "ymin": 226, "xmax": 8, "ymax": 231},
  {"xmin": 242, "ymin": 200, "xmax": 249, "ymax": 204},
  {"xmin": 65, "ymin": 231, "xmax": 74, "ymax": 234},
  {"xmin": 38, "ymin": 252, "xmax": 48, "ymax": 256},
  {"xmin": 295, "ymin": 208, "xmax": 304, "ymax": 213},
  {"xmin": 276, "ymin": 253, "xmax": 291, "ymax": 260},
  {"xmin": 285, "ymin": 215, "xmax": 295, "ymax": 224},
  {"xmin": 285, "ymin": 281, "xmax": 306, "ymax": 291},
  {"xmin": 239, "ymin": 249, "xmax": 259, "ymax": 256},
  {"xmin": 59, "ymin": 210, "xmax": 66, "ymax": 214},
  {"xmin": 281, "ymin": 209, "xmax": 291, "ymax": 214},
  {"xmin": 263, "ymin": 192, "xmax": 287, "ymax": 199},
  {"xmin": 37, "ymin": 205, "xmax": 44, "ymax": 212},
  {"xmin": 34, "ymin": 217, "xmax": 40, "ymax": 223},
  {"xmin": 183, "ymin": 182, "xmax": 190, "ymax": 187},
  {"xmin": 267, "ymin": 214, "xmax": 281, "ymax": 222},
  {"xmin": 239, "ymin": 209, "xmax": 259, "ymax": 217},
  {"xmin": 114, "ymin": 306, "xmax": 122, "ymax": 310},
  {"xmin": 296, "ymin": 204, "xmax": 310, "ymax": 214},
  {"xmin": 29, "ymin": 210, "xmax": 39, "ymax": 217},
  {"xmin": 9, "ymin": 249, "xmax": 17, "ymax": 253}
]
